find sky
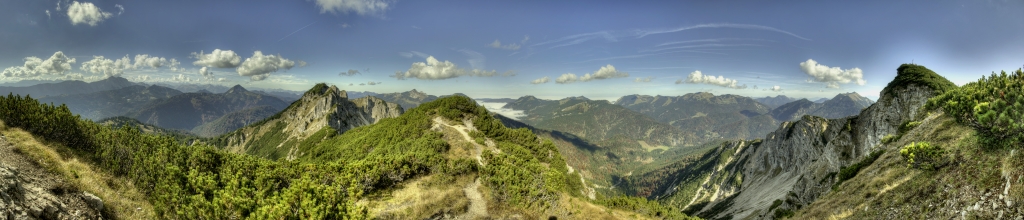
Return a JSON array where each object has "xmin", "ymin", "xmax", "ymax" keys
[{"xmin": 2, "ymin": 0, "xmax": 1023, "ymax": 101}]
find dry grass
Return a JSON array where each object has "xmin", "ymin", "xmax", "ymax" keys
[
  {"xmin": 363, "ymin": 175, "xmax": 472, "ymax": 219},
  {"xmin": 797, "ymin": 113, "xmax": 1024, "ymax": 219},
  {"xmin": 1, "ymin": 122, "xmax": 155, "ymax": 219}
]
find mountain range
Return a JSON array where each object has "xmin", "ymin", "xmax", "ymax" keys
[{"xmin": 126, "ymin": 85, "xmax": 289, "ymax": 131}]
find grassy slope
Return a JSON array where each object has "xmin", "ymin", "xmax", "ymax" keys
[
  {"xmin": 0, "ymin": 120, "xmax": 155, "ymax": 219},
  {"xmin": 797, "ymin": 112, "xmax": 1024, "ymax": 219}
]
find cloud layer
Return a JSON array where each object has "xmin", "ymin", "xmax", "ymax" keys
[
  {"xmin": 191, "ymin": 49, "xmax": 242, "ymax": 68},
  {"xmin": 236, "ymin": 51, "xmax": 297, "ymax": 81},
  {"xmin": 67, "ymin": 1, "xmax": 112, "ymax": 26},
  {"xmin": 634, "ymin": 76, "xmax": 653, "ymax": 83},
  {"xmin": 678, "ymin": 70, "xmax": 747, "ymax": 89},
  {"xmin": 393, "ymin": 56, "xmax": 513, "ymax": 80},
  {"xmin": 799, "ymin": 59, "xmax": 866, "ymax": 88},
  {"xmin": 1, "ymin": 52, "xmax": 76, "ymax": 78},
  {"xmin": 80, "ymin": 54, "xmax": 180, "ymax": 77}
]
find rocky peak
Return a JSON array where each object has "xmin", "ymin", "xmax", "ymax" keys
[{"xmin": 226, "ymin": 85, "xmax": 248, "ymax": 94}]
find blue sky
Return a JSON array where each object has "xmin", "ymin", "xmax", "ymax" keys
[{"xmin": 2, "ymin": 0, "xmax": 1023, "ymax": 101}]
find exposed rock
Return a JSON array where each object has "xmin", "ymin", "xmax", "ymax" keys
[
  {"xmin": 0, "ymin": 164, "xmax": 96, "ymax": 220},
  {"xmin": 687, "ymin": 82, "xmax": 939, "ymax": 219},
  {"xmin": 82, "ymin": 192, "xmax": 103, "ymax": 211}
]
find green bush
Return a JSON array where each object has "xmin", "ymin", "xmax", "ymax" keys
[
  {"xmin": 900, "ymin": 142, "xmax": 945, "ymax": 170},
  {"xmin": 928, "ymin": 69, "xmax": 1024, "ymax": 148},
  {"xmin": 881, "ymin": 134, "xmax": 899, "ymax": 144},
  {"xmin": 834, "ymin": 150, "xmax": 885, "ymax": 189}
]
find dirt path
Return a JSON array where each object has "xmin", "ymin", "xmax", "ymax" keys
[
  {"xmin": 433, "ymin": 117, "xmax": 484, "ymax": 165},
  {"xmin": 0, "ymin": 132, "xmax": 102, "ymax": 219},
  {"xmin": 459, "ymin": 178, "xmax": 488, "ymax": 219}
]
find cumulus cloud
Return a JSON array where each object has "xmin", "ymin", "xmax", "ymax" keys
[
  {"xmin": 199, "ymin": 67, "xmax": 212, "ymax": 78},
  {"xmin": 799, "ymin": 59, "xmax": 866, "ymax": 89},
  {"xmin": 2, "ymin": 52, "xmax": 77, "ymax": 78},
  {"xmin": 314, "ymin": 0, "xmax": 393, "ymax": 16},
  {"xmin": 555, "ymin": 64, "xmax": 629, "ymax": 84},
  {"xmin": 80, "ymin": 55, "xmax": 132, "ymax": 77},
  {"xmin": 393, "ymin": 56, "xmax": 513, "ymax": 80},
  {"xmin": 366, "ymin": 81, "xmax": 382, "ymax": 85},
  {"xmin": 78, "ymin": 54, "xmax": 180, "ymax": 77},
  {"xmin": 634, "ymin": 76, "xmax": 653, "ymax": 83},
  {"xmin": 530, "ymin": 76, "xmax": 550, "ymax": 84},
  {"xmin": 678, "ymin": 70, "xmax": 747, "ymax": 89},
  {"xmin": 132, "ymin": 54, "xmax": 178, "ymax": 70},
  {"xmin": 67, "ymin": 1, "xmax": 112, "ymax": 26},
  {"xmin": 171, "ymin": 73, "xmax": 195, "ymax": 82},
  {"xmin": 191, "ymin": 49, "xmax": 242, "ymax": 68},
  {"xmin": 359, "ymin": 83, "xmax": 366, "ymax": 86},
  {"xmin": 555, "ymin": 73, "xmax": 578, "ymax": 84},
  {"xmin": 768, "ymin": 85, "xmax": 782, "ymax": 91},
  {"xmin": 339, "ymin": 69, "xmax": 361, "ymax": 76},
  {"xmin": 236, "ymin": 51, "xmax": 297, "ymax": 81}
]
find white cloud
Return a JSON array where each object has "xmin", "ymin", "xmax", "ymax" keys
[
  {"xmin": 679, "ymin": 70, "xmax": 747, "ymax": 89},
  {"xmin": 634, "ymin": 76, "xmax": 653, "ymax": 83},
  {"xmin": 393, "ymin": 56, "xmax": 513, "ymax": 80},
  {"xmin": 114, "ymin": 4, "xmax": 124, "ymax": 15},
  {"xmin": 555, "ymin": 73, "xmax": 578, "ymax": 84},
  {"xmin": 236, "ymin": 51, "xmax": 297, "ymax": 81},
  {"xmin": 45, "ymin": 10, "xmax": 51, "ymax": 19},
  {"xmin": 530, "ymin": 76, "xmax": 549, "ymax": 84},
  {"xmin": 398, "ymin": 51, "xmax": 430, "ymax": 59},
  {"xmin": 769, "ymin": 85, "xmax": 782, "ymax": 91},
  {"xmin": 80, "ymin": 55, "xmax": 131, "ymax": 77},
  {"xmin": 79, "ymin": 54, "xmax": 180, "ymax": 77},
  {"xmin": 554, "ymin": 64, "xmax": 629, "ymax": 84},
  {"xmin": 314, "ymin": 0, "xmax": 393, "ymax": 16},
  {"xmin": 339, "ymin": 69, "xmax": 361, "ymax": 76},
  {"xmin": 132, "ymin": 54, "xmax": 178, "ymax": 70},
  {"xmin": 171, "ymin": 73, "xmax": 195, "ymax": 82},
  {"xmin": 799, "ymin": 59, "xmax": 866, "ymax": 89},
  {"xmin": 67, "ymin": 1, "xmax": 112, "ymax": 26},
  {"xmin": 2, "ymin": 52, "xmax": 77, "ymax": 78},
  {"xmin": 199, "ymin": 67, "xmax": 212, "ymax": 78},
  {"xmin": 191, "ymin": 49, "xmax": 242, "ymax": 68}
]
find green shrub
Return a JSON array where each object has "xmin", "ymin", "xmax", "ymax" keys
[
  {"xmin": 834, "ymin": 150, "xmax": 885, "ymax": 189},
  {"xmin": 900, "ymin": 142, "xmax": 945, "ymax": 170},
  {"xmin": 928, "ymin": 69, "xmax": 1024, "ymax": 149},
  {"xmin": 881, "ymin": 134, "xmax": 899, "ymax": 144}
]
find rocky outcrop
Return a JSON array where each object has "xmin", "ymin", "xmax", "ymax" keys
[
  {"xmin": 222, "ymin": 84, "xmax": 404, "ymax": 160},
  {"xmin": 685, "ymin": 82, "xmax": 941, "ymax": 219},
  {"xmin": 0, "ymin": 164, "xmax": 101, "ymax": 220}
]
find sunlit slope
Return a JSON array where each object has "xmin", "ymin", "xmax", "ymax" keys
[
  {"xmin": 210, "ymin": 83, "xmax": 404, "ymax": 160},
  {"xmin": 620, "ymin": 64, "xmax": 962, "ymax": 219},
  {"xmin": 799, "ymin": 68, "xmax": 1024, "ymax": 219}
]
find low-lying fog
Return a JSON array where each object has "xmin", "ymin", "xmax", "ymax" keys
[{"xmin": 477, "ymin": 101, "xmax": 525, "ymax": 120}]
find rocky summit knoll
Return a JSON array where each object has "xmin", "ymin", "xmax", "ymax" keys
[
  {"xmin": 635, "ymin": 64, "xmax": 957, "ymax": 219},
  {"xmin": 215, "ymin": 83, "xmax": 403, "ymax": 160}
]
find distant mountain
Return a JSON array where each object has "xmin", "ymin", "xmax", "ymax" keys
[
  {"xmin": 96, "ymin": 116, "xmax": 198, "ymax": 143},
  {"xmin": 190, "ymin": 105, "xmax": 280, "ymax": 137},
  {"xmin": 505, "ymin": 96, "xmax": 703, "ymax": 148},
  {"xmin": 126, "ymin": 85, "xmax": 289, "ymax": 130},
  {"xmin": 770, "ymin": 98, "xmax": 821, "ymax": 121},
  {"xmin": 156, "ymin": 83, "xmax": 230, "ymax": 94},
  {"xmin": 768, "ymin": 92, "xmax": 875, "ymax": 121},
  {"xmin": 0, "ymin": 77, "xmax": 138, "ymax": 98},
  {"xmin": 374, "ymin": 89, "xmax": 439, "ymax": 109},
  {"xmin": 753, "ymin": 95, "xmax": 798, "ymax": 109},
  {"xmin": 212, "ymin": 84, "xmax": 404, "ymax": 160},
  {"xmin": 38, "ymin": 84, "xmax": 182, "ymax": 120},
  {"xmin": 813, "ymin": 97, "xmax": 829, "ymax": 103},
  {"xmin": 614, "ymin": 93, "xmax": 775, "ymax": 140}
]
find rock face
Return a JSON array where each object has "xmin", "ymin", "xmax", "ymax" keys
[
  {"xmin": 0, "ymin": 164, "xmax": 100, "ymax": 220},
  {"xmin": 680, "ymin": 84, "xmax": 940, "ymax": 219},
  {"xmin": 222, "ymin": 84, "xmax": 404, "ymax": 160}
]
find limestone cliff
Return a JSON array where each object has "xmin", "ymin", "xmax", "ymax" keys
[
  {"xmin": 218, "ymin": 84, "xmax": 403, "ymax": 160},
  {"xmin": 652, "ymin": 64, "xmax": 954, "ymax": 219}
]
